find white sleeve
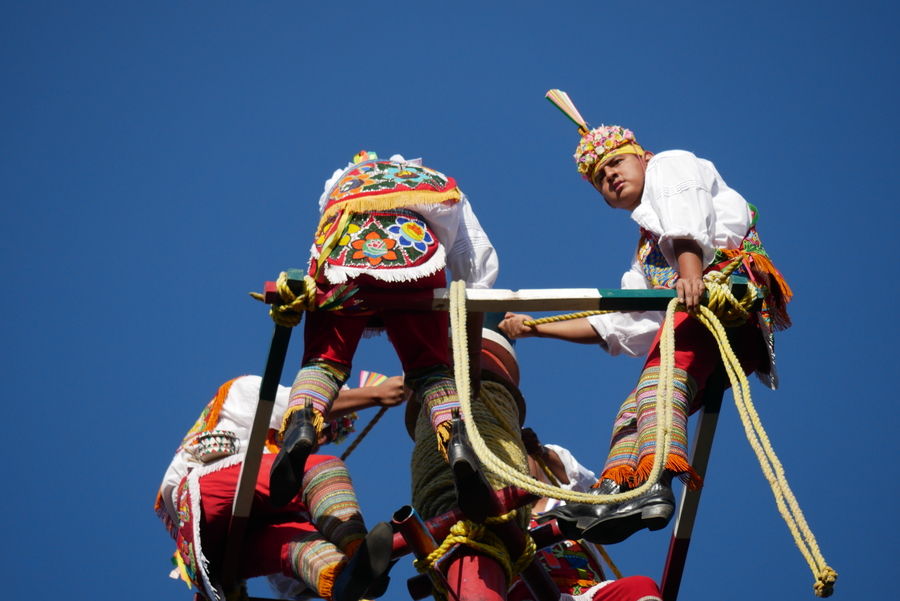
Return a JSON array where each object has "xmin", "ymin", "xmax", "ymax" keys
[
  {"xmin": 544, "ymin": 444, "xmax": 597, "ymax": 492},
  {"xmin": 645, "ymin": 151, "xmax": 719, "ymax": 267},
  {"xmin": 412, "ymin": 193, "xmax": 499, "ymax": 289},
  {"xmin": 159, "ymin": 449, "xmax": 192, "ymax": 526},
  {"xmin": 266, "ymin": 573, "xmax": 309, "ymax": 599},
  {"xmin": 585, "ymin": 257, "xmax": 663, "ymax": 357}
]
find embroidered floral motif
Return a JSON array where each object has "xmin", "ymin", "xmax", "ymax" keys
[
  {"xmin": 350, "ymin": 231, "xmax": 398, "ymax": 265},
  {"xmin": 535, "ymin": 537, "xmax": 606, "ymax": 595},
  {"xmin": 179, "ymin": 538, "xmax": 198, "ymax": 582},
  {"xmin": 387, "ymin": 216, "xmax": 434, "ymax": 252}
]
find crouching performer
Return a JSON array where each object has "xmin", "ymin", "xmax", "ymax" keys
[
  {"xmin": 502, "ymin": 94, "xmax": 792, "ymax": 545},
  {"xmin": 272, "ymin": 151, "xmax": 498, "ymax": 507},
  {"xmin": 156, "ymin": 375, "xmax": 400, "ymax": 601}
]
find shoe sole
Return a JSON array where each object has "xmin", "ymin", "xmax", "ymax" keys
[{"xmin": 581, "ymin": 502, "xmax": 674, "ymax": 545}]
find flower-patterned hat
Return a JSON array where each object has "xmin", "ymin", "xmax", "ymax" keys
[{"xmin": 545, "ymin": 90, "xmax": 645, "ymax": 180}]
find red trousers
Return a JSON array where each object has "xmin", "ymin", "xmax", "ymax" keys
[
  {"xmin": 642, "ymin": 312, "xmax": 769, "ymax": 413},
  {"xmin": 303, "ymin": 271, "xmax": 450, "ymax": 372},
  {"xmin": 194, "ymin": 453, "xmax": 332, "ymax": 579}
]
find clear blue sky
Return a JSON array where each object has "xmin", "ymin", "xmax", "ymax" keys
[{"xmin": 2, "ymin": 2, "xmax": 897, "ymax": 600}]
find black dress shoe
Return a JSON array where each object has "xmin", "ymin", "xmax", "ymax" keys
[
  {"xmin": 447, "ymin": 410, "xmax": 493, "ymax": 523},
  {"xmin": 332, "ymin": 522, "xmax": 396, "ymax": 601},
  {"xmin": 269, "ymin": 403, "xmax": 317, "ymax": 508},
  {"xmin": 580, "ymin": 471, "xmax": 675, "ymax": 545},
  {"xmin": 538, "ymin": 478, "xmax": 624, "ymax": 540}
]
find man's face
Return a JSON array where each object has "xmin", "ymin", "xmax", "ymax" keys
[{"xmin": 591, "ymin": 152, "xmax": 652, "ymax": 211}]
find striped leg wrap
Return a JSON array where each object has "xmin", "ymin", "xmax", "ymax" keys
[
  {"xmin": 284, "ymin": 532, "xmax": 346, "ymax": 600},
  {"xmin": 302, "ymin": 457, "xmax": 367, "ymax": 553},
  {"xmin": 633, "ymin": 367, "xmax": 702, "ymax": 489},
  {"xmin": 408, "ymin": 365, "xmax": 459, "ymax": 433},
  {"xmin": 599, "ymin": 389, "xmax": 639, "ymax": 485},
  {"xmin": 281, "ymin": 361, "xmax": 350, "ymax": 438}
]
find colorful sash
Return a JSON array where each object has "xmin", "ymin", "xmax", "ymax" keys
[{"xmin": 635, "ymin": 205, "xmax": 792, "ymax": 389}]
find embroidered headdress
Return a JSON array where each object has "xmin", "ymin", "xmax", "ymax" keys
[{"xmin": 545, "ymin": 89, "xmax": 645, "ymax": 180}]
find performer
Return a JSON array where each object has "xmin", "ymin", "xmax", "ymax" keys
[
  {"xmin": 272, "ymin": 151, "xmax": 499, "ymax": 507},
  {"xmin": 501, "ymin": 101, "xmax": 791, "ymax": 545},
  {"xmin": 155, "ymin": 375, "xmax": 403, "ymax": 601},
  {"xmin": 513, "ymin": 428, "xmax": 663, "ymax": 601}
]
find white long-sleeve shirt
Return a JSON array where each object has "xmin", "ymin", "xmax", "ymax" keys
[{"xmin": 587, "ymin": 150, "xmax": 752, "ymax": 357}]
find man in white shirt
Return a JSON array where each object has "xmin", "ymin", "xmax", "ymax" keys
[{"xmin": 501, "ymin": 123, "xmax": 791, "ymax": 545}]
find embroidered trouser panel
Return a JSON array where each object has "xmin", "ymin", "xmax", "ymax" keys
[
  {"xmin": 600, "ymin": 367, "xmax": 700, "ymax": 489},
  {"xmin": 302, "ymin": 457, "xmax": 367, "ymax": 554},
  {"xmin": 283, "ymin": 532, "xmax": 347, "ymax": 601},
  {"xmin": 282, "ymin": 360, "xmax": 350, "ymax": 437}
]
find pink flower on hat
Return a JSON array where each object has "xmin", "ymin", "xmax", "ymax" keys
[{"xmin": 574, "ymin": 125, "xmax": 637, "ymax": 178}]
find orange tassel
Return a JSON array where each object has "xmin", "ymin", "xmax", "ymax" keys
[
  {"xmin": 719, "ymin": 249, "xmax": 793, "ymax": 331},
  {"xmin": 316, "ymin": 561, "xmax": 346, "ymax": 601},
  {"xmin": 597, "ymin": 465, "xmax": 635, "ymax": 488},
  {"xmin": 343, "ymin": 538, "xmax": 363, "ymax": 560},
  {"xmin": 634, "ymin": 455, "xmax": 703, "ymax": 491}
]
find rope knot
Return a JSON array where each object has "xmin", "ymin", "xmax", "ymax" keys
[
  {"xmin": 813, "ymin": 566, "xmax": 837, "ymax": 597},
  {"xmin": 250, "ymin": 271, "xmax": 317, "ymax": 328},
  {"xmin": 700, "ymin": 258, "xmax": 757, "ymax": 327}
]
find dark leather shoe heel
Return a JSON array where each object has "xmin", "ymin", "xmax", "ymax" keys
[
  {"xmin": 269, "ymin": 404, "xmax": 317, "ymax": 508},
  {"xmin": 581, "ymin": 471, "xmax": 676, "ymax": 544},
  {"xmin": 333, "ymin": 522, "xmax": 395, "ymax": 601},
  {"xmin": 447, "ymin": 410, "xmax": 493, "ymax": 523}
]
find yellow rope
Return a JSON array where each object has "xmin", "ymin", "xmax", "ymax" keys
[
  {"xmin": 412, "ymin": 510, "xmax": 537, "ymax": 600},
  {"xmin": 524, "ymin": 310, "xmax": 614, "ymax": 327},
  {"xmin": 249, "ymin": 271, "xmax": 317, "ymax": 327},
  {"xmin": 448, "ymin": 280, "xmax": 671, "ymax": 507},
  {"xmin": 447, "ymin": 267, "xmax": 837, "ymax": 597},
  {"xmin": 595, "ymin": 544, "xmax": 624, "ymax": 580}
]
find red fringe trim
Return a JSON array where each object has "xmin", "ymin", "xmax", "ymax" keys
[{"xmin": 634, "ymin": 455, "xmax": 703, "ymax": 491}]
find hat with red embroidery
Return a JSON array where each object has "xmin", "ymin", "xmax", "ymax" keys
[{"xmin": 545, "ymin": 89, "xmax": 645, "ymax": 180}]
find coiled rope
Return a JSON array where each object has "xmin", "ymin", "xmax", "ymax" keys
[
  {"xmin": 410, "ymin": 372, "xmax": 534, "ymax": 597},
  {"xmin": 447, "ymin": 266, "xmax": 837, "ymax": 597}
]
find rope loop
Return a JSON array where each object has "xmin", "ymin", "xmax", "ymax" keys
[
  {"xmin": 702, "ymin": 257, "xmax": 757, "ymax": 328},
  {"xmin": 413, "ymin": 513, "xmax": 536, "ymax": 597},
  {"xmin": 447, "ymin": 277, "xmax": 836, "ymax": 596},
  {"xmin": 249, "ymin": 271, "xmax": 318, "ymax": 328}
]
